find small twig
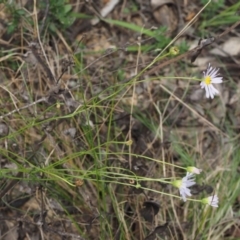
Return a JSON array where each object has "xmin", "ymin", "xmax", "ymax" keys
[
  {"xmin": 0, "ymin": 119, "xmax": 62, "ymax": 200},
  {"xmin": 218, "ymin": 20, "xmax": 240, "ymax": 38},
  {"xmin": 159, "ymin": 84, "xmax": 228, "ymax": 136},
  {"xmin": 92, "ymin": 113, "xmax": 131, "ymax": 125},
  {"xmin": 56, "ymin": 60, "xmax": 74, "ymax": 84},
  {"xmin": 144, "ymin": 20, "xmax": 240, "ymax": 76},
  {"xmin": 0, "ymin": 97, "xmax": 46, "ymax": 119},
  {"xmin": 77, "ymin": 47, "xmax": 121, "ymax": 75},
  {"xmin": 39, "ymin": 0, "xmax": 50, "ymax": 36},
  {"xmin": 45, "ymin": 227, "xmax": 86, "ymax": 240},
  {"xmin": 29, "ymin": 42, "xmax": 56, "ymax": 84},
  {"xmin": 0, "ymin": 134, "xmax": 47, "ymax": 200},
  {"xmin": 0, "ymin": 172, "xmax": 23, "ymax": 200},
  {"xmin": 0, "ymin": 217, "xmax": 86, "ymax": 240}
]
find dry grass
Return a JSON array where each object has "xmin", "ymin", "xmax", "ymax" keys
[{"xmin": 1, "ymin": 1, "xmax": 240, "ymax": 240}]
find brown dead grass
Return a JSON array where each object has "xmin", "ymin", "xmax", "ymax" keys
[{"xmin": 0, "ymin": 1, "xmax": 240, "ymax": 240}]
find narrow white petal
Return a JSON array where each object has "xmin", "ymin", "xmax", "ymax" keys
[
  {"xmin": 186, "ymin": 182, "xmax": 195, "ymax": 187},
  {"xmin": 205, "ymin": 85, "xmax": 210, "ymax": 98},
  {"xmin": 209, "ymin": 85, "xmax": 217, "ymax": 98},
  {"xmin": 209, "ymin": 88, "xmax": 214, "ymax": 99},
  {"xmin": 181, "ymin": 193, "xmax": 187, "ymax": 202},
  {"xmin": 186, "ymin": 172, "xmax": 195, "ymax": 178},
  {"xmin": 209, "ymin": 85, "xmax": 219, "ymax": 95},
  {"xmin": 211, "ymin": 202, "xmax": 218, "ymax": 207},
  {"xmin": 212, "ymin": 77, "xmax": 223, "ymax": 83},
  {"xmin": 208, "ymin": 195, "xmax": 219, "ymax": 207},
  {"xmin": 200, "ymin": 82, "xmax": 205, "ymax": 88},
  {"xmin": 180, "ymin": 188, "xmax": 191, "ymax": 202},
  {"xmin": 210, "ymin": 68, "xmax": 219, "ymax": 77},
  {"xmin": 183, "ymin": 188, "xmax": 191, "ymax": 196}
]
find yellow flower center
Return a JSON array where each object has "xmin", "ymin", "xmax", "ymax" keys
[{"xmin": 204, "ymin": 76, "xmax": 212, "ymax": 85}]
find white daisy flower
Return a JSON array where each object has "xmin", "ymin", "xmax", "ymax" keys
[
  {"xmin": 186, "ymin": 166, "xmax": 202, "ymax": 175},
  {"xmin": 200, "ymin": 63, "xmax": 223, "ymax": 99},
  {"xmin": 172, "ymin": 173, "xmax": 196, "ymax": 202},
  {"xmin": 202, "ymin": 195, "xmax": 219, "ymax": 208}
]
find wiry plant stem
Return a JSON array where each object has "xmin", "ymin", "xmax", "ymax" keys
[{"xmin": 0, "ymin": 98, "xmax": 47, "ymax": 119}]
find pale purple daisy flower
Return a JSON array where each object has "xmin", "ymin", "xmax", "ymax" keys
[
  {"xmin": 172, "ymin": 173, "xmax": 196, "ymax": 202},
  {"xmin": 202, "ymin": 195, "xmax": 219, "ymax": 208},
  {"xmin": 186, "ymin": 166, "xmax": 202, "ymax": 174},
  {"xmin": 200, "ymin": 63, "xmax": 223, "ymax": 99}
]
